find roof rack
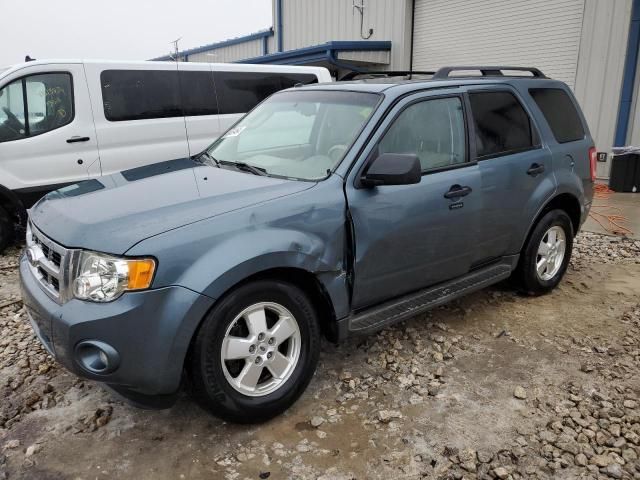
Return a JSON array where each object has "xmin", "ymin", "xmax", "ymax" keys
[
  {"xmin": 432, "ymin": 66, "xmax": 547, "ymax": 80},
  {"xmin": 339, "ymin": 70, "xmax": 435, "ymax": 81}
]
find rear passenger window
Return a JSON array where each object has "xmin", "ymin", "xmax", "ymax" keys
[
  {"xmin": 214, "ymin": 72, "xmax": 317, "ymax": 115},
  {"xmin": 101, "ymin": 70, "xmax": 182, "ymax": 121},
  {"xmin": 378, "ymin": 97, "xmax": 466, "ymax": 171},
  {"xmin": 178, "ymin": 71, "xmax": 218, "ymax": 116},
  {"xmin": 529, "ymin": 88, "xmax": 585, "ymax": 143},
  {"xmin": 469, "ymin": 91, "xmax": 537, "ymax": 159}
]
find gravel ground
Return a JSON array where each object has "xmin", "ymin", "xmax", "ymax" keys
[{"xmin": 0, "ymin": 232, "xmax": 639, "ymax": 480}]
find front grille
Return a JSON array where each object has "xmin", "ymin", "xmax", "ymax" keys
[
  {"xmin": 32, "ymin": 235, "xmax": 62, "ymax": 267},
  {"xmin": 26, "ymin": 222, "xmax": 70, "ymax": 303}
]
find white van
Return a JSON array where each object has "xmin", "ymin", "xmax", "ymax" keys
[{"xmin": 0, "ymin": 60, "xmax": 331, "ymax": 250}]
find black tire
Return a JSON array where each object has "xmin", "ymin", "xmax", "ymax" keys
[
  {"xmin": 0, "ymin": 205, "xmax": 13, "ymax": 254},
  {"xmin": 515, "ymin": 209, "xmax": 574, "ymax": 296},
  {"xmin": 188, "ymin": 279, "xmax": 320, "ymax": 423}
]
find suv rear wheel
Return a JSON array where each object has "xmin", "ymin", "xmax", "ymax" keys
[
  {"xmin": 515, "ymin": 209, "xmax": 573, "ymax": 295},
  {"xmin": 189, "ymin": 279, "xmax": 320, "ymax": 423},
  {"xmin": 0, "ymin": 206, "xmax": 13, "ymax": 253}
]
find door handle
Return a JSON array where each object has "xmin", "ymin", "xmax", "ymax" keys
[
  {"xmin": 66, "ymin": 136, "xmax": 90, "ymax": 143},
  {"xmin": 527, "ymin": 163, "xmax": 545, "ymax": 176},
  {"xmin": 444, "ymin": 184, "xmax": 472, "ymax": 199}
]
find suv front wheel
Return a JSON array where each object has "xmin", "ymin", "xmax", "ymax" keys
[
  {"xmin": 515, "ymin": 209, "xmax": 574, "ymax": 295},
  {"xmin": 189, "ymin": 279, "xmax": 320, "ymax": 423}
]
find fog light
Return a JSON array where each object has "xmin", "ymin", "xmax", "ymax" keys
[{"xmin": 75, "ymin": 341, "xmax": 120, "ymax": 374}]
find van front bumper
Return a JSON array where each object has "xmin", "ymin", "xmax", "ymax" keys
[{"xmin": 19, "ymin": 254, "xmax": 214, "ymax": 407}]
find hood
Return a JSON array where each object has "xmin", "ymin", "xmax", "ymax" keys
[{"xmin": 30, "ymin": 158, "xmax": 315, "ymax": 254}]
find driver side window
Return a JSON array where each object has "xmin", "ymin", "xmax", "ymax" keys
[
  {"xmin": 0, "ymin": 72, "xmax": 73, "ymax": 143},
  {"xmin": 378, "ymin": 96, "xmax": 466, "ymax": 171},
  {"xmin": 0, "ymin": 79, "xmax": 26, "ymax": 142}
]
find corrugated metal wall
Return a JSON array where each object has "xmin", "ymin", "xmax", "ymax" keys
[
  {"xmin": 574, "ymin": 0, "xmax": 633, "ymax": 177},
  {"xmin": 337, "ymin": 50, "xmax": 391, "ymax": 64},
  {"xmin": 188, "ymin": 38, "xmax": 264, "ymax": 63},
  {"xmin": 280, "ymin": 0, "xmax": 411, "ymax": 69},
  {"xmin": 267, "ymin": 35, "xmax": 276, "ymax": 55},
  {"xmin": 411, "ymin": 0, "xmax": 585, "ymax": 87}
]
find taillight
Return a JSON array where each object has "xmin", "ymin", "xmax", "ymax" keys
[{"xmin": 588, "ymin": 147, "xmax": 597, "ymax": 182}]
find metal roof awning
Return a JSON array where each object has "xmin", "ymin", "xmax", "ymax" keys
[
  {"xmin": 236, "ymin": 40, "xmax": 392, "ymax": 70},
  {"xmin": 152, "ymin": 29, "xmax": 274, "ymax": 61}
]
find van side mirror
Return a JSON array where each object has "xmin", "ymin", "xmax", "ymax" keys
[{"xmin": 360, "ymin": 153, "xmax": 421, "ymax": 188}]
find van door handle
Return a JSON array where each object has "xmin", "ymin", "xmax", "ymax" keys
[
  {"xmin": 444, "ymin": 184, "xmax": 472, "ymax": 199},
  {"xmin": 66, "ymin": 136, "xmax": 90, "ymax": 143},
  {"xmin": 527, "ymin": 163, "xmax": 545, "ymax": 176}
]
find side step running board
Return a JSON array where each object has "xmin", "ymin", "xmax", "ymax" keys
[{"xmin": 348, "ymin": 260, "xmax": 515, "ymax": 335}]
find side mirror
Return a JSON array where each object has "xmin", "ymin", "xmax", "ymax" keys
[{"xmin": 360, "ymin": 153, "xmax": 421, "ymax": 188}]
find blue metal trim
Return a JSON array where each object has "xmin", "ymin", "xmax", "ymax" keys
[
  {"xmin": 614, "ymin": 0, "xmax": 640, "ymax": 146},
  {"xmin": 237, "ymin": 40, "xmax": 392, "ymax": 65},
  {"xmin": 249, "ymin": 52, "xmax": 330, "ymax": 66},
  {"xmin": 262, "ymin": 35, "xmax": 269, "ymax": 55},
  {"xmin": 277, "ymin": 0, "xmax": 283, "ymax": 52},
  {"xmin": 152, "ymin": 29, "xmax": 274, "ymax": 61}
]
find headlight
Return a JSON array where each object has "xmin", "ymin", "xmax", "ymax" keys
[{"xmin": 72, "ymin": 251, "xmax": 156, "ymax": 302}]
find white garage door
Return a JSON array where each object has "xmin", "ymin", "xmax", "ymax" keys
[{"xmin": 412, "ymin": 0, "xmax": 585, "ymax": 88}]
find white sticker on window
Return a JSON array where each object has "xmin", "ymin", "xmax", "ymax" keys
[{"xmin": 223, "ymin": 126, "xmax": 246, "ymax": 138}]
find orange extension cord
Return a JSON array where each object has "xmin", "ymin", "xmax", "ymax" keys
[{"xmin": 588, "ymin": 184, "xmax": 633, "ymax": 236}]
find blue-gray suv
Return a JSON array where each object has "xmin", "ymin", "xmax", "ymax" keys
[{"xmin": 20, "ymin": 66, "xmax": 595, "ymax": 422}]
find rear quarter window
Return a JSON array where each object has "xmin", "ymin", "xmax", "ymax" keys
[
  {"xmin": 214, "ymin": 71, "xmax": 318, "ymax": 115},
  {"xmin": 529, "ymin": 88, "xmax": 585, "ymax": 143}
]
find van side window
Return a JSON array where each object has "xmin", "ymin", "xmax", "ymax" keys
[
  {"xmin": 529, "ymin": 88, "xmax": 585, "ymax": 143},
  {"xmin": 0, "ymin": 73, "xmax": 73, "ymax": 143},
  {"xmin": 178, "ymin": 71, "xmax": 218, "ymax": 116},
  {"xmin": 214, "ymin": 72, "xmax": 318, "ymax": 115},
  {"xmin": 0, "ymin": 79, "xmax": 26, "ymax": 142},
  {"xmin": 469, "ymin": 91, "xmax": 537, "ymax": 159},
  {"xmin": 101, "ymin": 70, "xmax": 182, "ymax": 121},
  {"xmin": 378, "ymin": 96, "xmax": 466, "ymax": 171}
]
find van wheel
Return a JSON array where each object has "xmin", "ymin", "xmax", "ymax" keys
[
  {"xmin": 0, "ymin": 206, "xmax": 13, "ymax": 253},
  {"xmin": 515, "ymin": 209, "xmax": 573, "ymax": 296},
  {"xmin": 189, "ymin": 280, "xmax": 320, "ymax": 423}
]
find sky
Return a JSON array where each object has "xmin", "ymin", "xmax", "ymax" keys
[{"xmin": 0, "ymin": 0, "xmax": 273, "ymax": 66}]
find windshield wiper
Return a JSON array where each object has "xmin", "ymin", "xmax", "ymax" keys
[
  {"xmin": 219, "ymin": 160, "xmax": 268, "ymax": 176},
  {"xmin": 195, "ymin": 151, "xmax": 221, "ymax": 167}
]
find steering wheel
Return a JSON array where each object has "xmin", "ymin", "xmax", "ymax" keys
[
  {"xmin": 328, "ymin": 144, "xmax": 348, "ymax": 162},
  {"xmin": 1, "ymin": 107, "xmax": 23, "ymax": 135},
  {"xmin": 2, "ymin": 107, "xmax": 21, "ymax": 126}
]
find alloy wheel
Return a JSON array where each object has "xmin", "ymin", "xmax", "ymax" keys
[
  {"xmin": 536, "ymin": 225, "xmax": 566, "ymax": 281},
  {"xmin": 220, "ymin": 302, "xmax": 301, "ymax": 397}
]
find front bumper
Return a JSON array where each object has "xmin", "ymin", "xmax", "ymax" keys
[{"xmin": 19, "ymin": 254, "xmax": 214, "ymax": 406}]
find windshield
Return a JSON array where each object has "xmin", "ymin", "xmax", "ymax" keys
[{"xmin": 206, "ymin": 90, "xmax": 380, "ymax": 180}]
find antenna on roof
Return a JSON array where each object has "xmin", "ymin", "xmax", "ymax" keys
[
  {"xmin": 170, "ymin": 38, "xmax": 182, "ymax": 62},
  {"xmin": 25, "ymin": 55, "xmax": 35, "ymax": 62}
]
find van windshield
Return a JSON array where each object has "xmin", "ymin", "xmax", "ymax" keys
[{"xmin": 206, "ymin": 90, "xmax": 380, "ymax": 180}]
